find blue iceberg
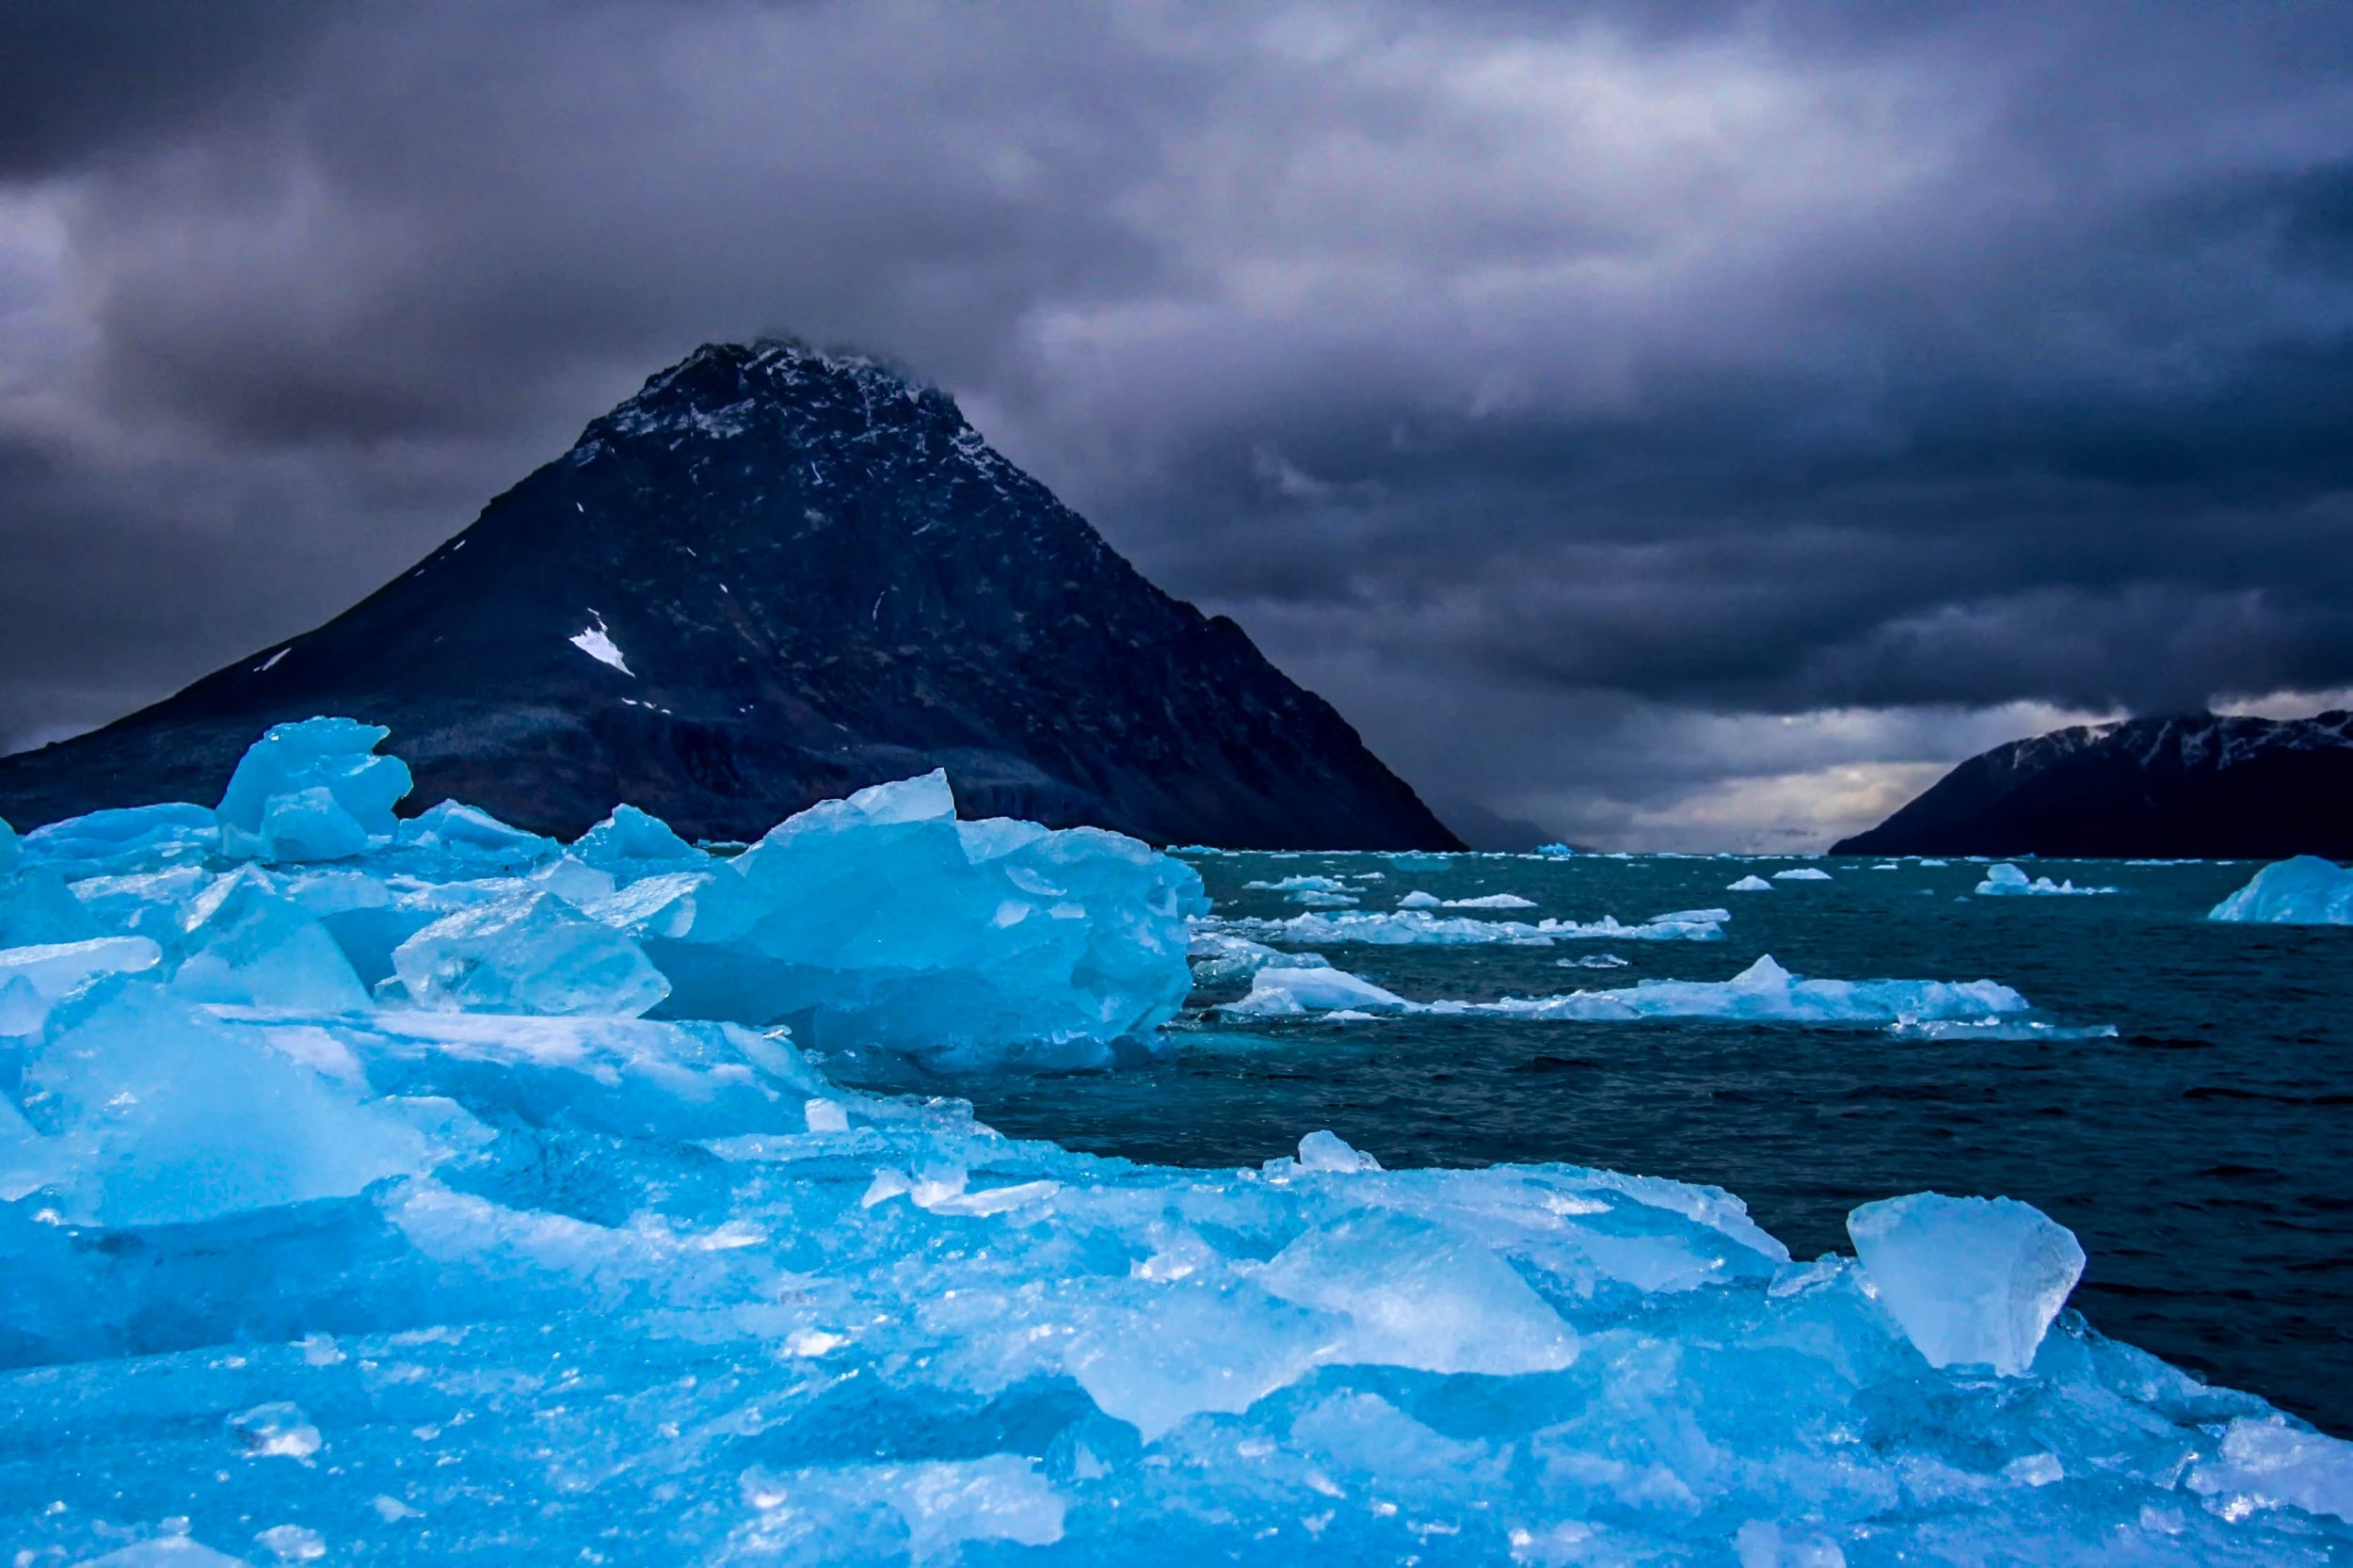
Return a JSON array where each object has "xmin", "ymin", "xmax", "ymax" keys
[
  {"xmin": 0, "ymin": 720, "xmax": 2349, "ymax": 1563},
  {"xmin": 2210, "ymin": 856, "xmax": 2353, "ymax": 924}
]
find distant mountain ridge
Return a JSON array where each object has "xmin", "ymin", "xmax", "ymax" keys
[
  {"xmin": 0, "ymin": 339, "xmax": 1462, "ymax": 850},
  {"xmin": 1832, "ymin": 711, "xmax": 2353, "ymax": 857}
]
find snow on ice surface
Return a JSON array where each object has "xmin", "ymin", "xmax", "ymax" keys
[
  {"xmin": 2209, "ymin": 856, "xmax": 2353, "ymax": 924},
  {"xmin": 2, "ymin": 725, "xmax": 2351, "ymax": 1562},
  {"xmin": 1975, "ymin": 862, "xmax": 2119, "ymax": 896}
]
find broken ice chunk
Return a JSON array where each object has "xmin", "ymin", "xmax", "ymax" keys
[
  {"xmin": 1727, "ymin": 874, "xmax": 1772, "ymax": 892},
  {"xmin": 1186, "ymin": 932, "xmax": 1329, "ymax": 986},
  {"xmin": 392, "ymin": 891, "xmax": 671, "ymax": 1017},
  {"xmin": 2189, "ymin": 1416, "xmax": 2353, "ymax": 1524},
  {"xmin": 1396, "ymin": 889, "xmax": 1442, "ymax": 908},
  {"xmin": 1975, "ymin": 862, "xmax": 2114, "ymax": 896},
  {"xmin": 571, "ymin": 803, "xmax": 702, "ymax": 872},
  {"xmin": 1771, "ymin": 866, "xmax": 1833, "ymax": 881},
  {"xmin": 0, "ymin": 862, "xmax": 105, "ymax": 946},
  {"xmin": 172, "ymin": 867, "xmax": 372, "ymax": 1014},
  {"xmin": 257, "ymin": 786, "xmax": 370, "ymax": 862},
  {"xmin": 1292, "ymin": 1129, "xmax": 1383, "ymax": 1173},
  {"xmin": 0, "ymin": 935, "xmax": 162, "ymax": 999},
  {"xmin": 1223, "ymin": 965, "xmax": 1411, "ymax": 1016},
  {"xmin": 1257, "ymin": 1208, "xmax": 1577, "ymax": 1375},
  {"xmin": 216, "ymin": 717, "xmax": 412, "ymax": 856},
  {"xmin": 1847, "ymin": 1192, "xmax": 2085, "ymax": 1376}
]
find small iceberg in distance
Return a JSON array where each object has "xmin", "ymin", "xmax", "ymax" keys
[
  {"xmin": 1226, "ymin": 954, "xmax": 2029, "ymax": 1027},
  {"xmin": 2209, "ymin": 856, "xmax": 2353, "ymax": 924},
  {"xmin": 1974, "ymin": 863, "xmax": 2118, "ymax": 897},
  {"xmin": 1728, "ymin": 874, "xmax": 1773, "ymax": 892},
  {"xmin": 1203, "ymin": 907, "xmax": 1725, "ymax": 946},
  {"xmin": 1771, "ymin": 866, "xmax": 1833, "ymax": 881}
]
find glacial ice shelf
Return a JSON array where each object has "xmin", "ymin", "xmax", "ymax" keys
[{"xmin": 0, "ymin": 718, "xmax": 2349, "ymax": 1564}]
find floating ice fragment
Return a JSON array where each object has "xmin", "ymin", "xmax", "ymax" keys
[
  {"xmin": 1206, "ymin": 908, "xmax": 1721, "ymax": 946},
  {"xmin": 1237, "ymin": 954, "xmax": 2029, "ymax": 1027},
  {"xmin": 1443, "ymin": 892, "xmax": 1537, "ymax": 908},
  {"xmin": 1242, "ymin": 874, "xmax": 1348, "ymax": 892},
  {"xmin": 1974, "ymin": 863, "xmax": 2115, "ymax": 896},
  {"xmin": 1287, "ymin": 888, "xmax": 1358, "ymax": 907},
  {"xmin": 1771, "ymin": 867, "xmax": 1833, "ymax": 881},
  {"xmin": 1727, "ymin": 874, "xmax": 1772, "ymax": 892},
  {"xmin": 1847, "ymin": 1192, "xmax": 2085, "ymax": 1376},
  {"xmin": 2208, "ymin": 856, "xmax": 2353, "ymax": 924},
  {"xmin": 229, "ymin": 1401, "xmax": 323, "ymax": 1462},
  {"xmin": 1397, "ymin": 889, "xmax": 1442, "ymax": 908},
  {"xmin": 1187, "ymin": 931, "xmax": 1329, "ymax": 985},
  {"xmin": 1225, "ymin": 965, "xmax": 1411, "ymax": 1016},
  {"xmin": 392, "ymin": 891, "xmax": 670, "ymax": 1017},
  {"xmin": 250, "ymin": 1525, "xmax": 324, "ymax": 1562}
]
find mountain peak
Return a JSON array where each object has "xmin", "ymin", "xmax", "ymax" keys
[
  {"xmin": 1833, "ymin": 709, "xmax": 2353, "ymax": 856},
  {"xmin": 0, "ymin": 339, "xmax": 1462, "ymax": 851}
]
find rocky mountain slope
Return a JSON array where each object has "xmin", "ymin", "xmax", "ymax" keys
[
  {"xmin": 1832, "ymin": 711, "xmax": 2353, "ymax": 857},
  {"xmin": 0, "ymin": 340, "xmax": 1461, "ymax": 849}
]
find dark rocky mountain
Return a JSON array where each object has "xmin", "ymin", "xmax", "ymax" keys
[
  {"xmin": 0, "ymin": 340, "xmax": 1461, "ymax": 850},
  {"xmin": 1832, "ymin": 711, "xmax": 2353, "ymax": 858}
]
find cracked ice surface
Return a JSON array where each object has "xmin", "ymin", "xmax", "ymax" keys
[{"xmin": 0, "ymin": 719, "xmax": 2349, "ymax": 1564}]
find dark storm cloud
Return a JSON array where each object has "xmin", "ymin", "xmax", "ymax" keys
[{"xmin": 4, "ymin": 0, "xmax": 2353, "ymax": 844}]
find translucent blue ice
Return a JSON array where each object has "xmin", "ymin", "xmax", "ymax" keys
[
  {"xmin": 1, "ymin": 720, "xmax": 2349, "ymax": 1562},
  {"xmin": 216, "ymin": 716, "xmax": 413, "ymax": 863},
  {"xmin": 1847, "ymin": 1192, "xmax": 2087, "ymax": 1375},
  {"xmin": 2209, "ymin": 855, "xmax": 2353, "ymax": 924}
]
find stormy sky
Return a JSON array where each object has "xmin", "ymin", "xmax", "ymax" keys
[{"xmin": 4, "ymin": 2, "xmax": 2351, "ymax": 849}]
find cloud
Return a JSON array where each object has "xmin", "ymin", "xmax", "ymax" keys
[{"xmin": 3, "ymin": 1, "xmax": 2352, "ymax": 844}]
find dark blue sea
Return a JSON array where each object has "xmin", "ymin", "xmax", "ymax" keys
[{"xmin": 955, "ymin": 852, "xmax": 2353, "ymax": 1436}]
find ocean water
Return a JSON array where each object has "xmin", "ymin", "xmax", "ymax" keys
[{"xmin": 952, "ymin": 852, "xmax": 2353, "ymax": 1436}]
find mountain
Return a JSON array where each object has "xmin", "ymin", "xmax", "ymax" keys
[
  {"xmin": 0, "ymin": 340, "xmax": 1461, "ymax": 850},
  {"xmin": 1831, "ymin": 711, "xmax": 2353, "ymax": 858}
]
